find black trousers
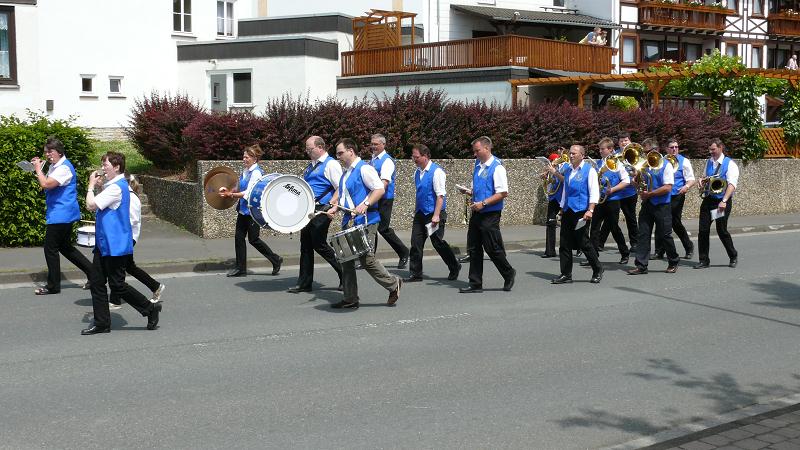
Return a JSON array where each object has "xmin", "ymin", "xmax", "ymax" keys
[
  {"xmin": 601, "ymin": 194, "xmax": 639, "ymax": 251},
  {"xmin": 654, "ymin": 193, "xmax": 694, "ymax": 255},
  {"xmin": 591, "ymin": 199, "xmax": 629, "ymax": 257},
  {"xmin": 698, "ymin": 197, "xmax": 737, "ymax": 264},
  {"xmin": 296, "ymin": 206, "xmax": 342, "ymax": 289},
  {"xmin": 559, "ymin": 209, "xmax": 601, "ymax": 277},
  {"xmin": 110, "ymin": 241, "xmax": 160, "ymax": 305},
  {"xmin": 408, "ymin": 210, "xmax": 459, "ymax": 277},
  {"xmin": 466, "ymin": 211, "xmax": 515, "ymax": 287},
  {"xmin": 89, "ymin": 250, "xmax": 155, "ymax": 329},
  {"xmin": 44, "ymin": 222, "xmax": 93, "ymax": 292},
  {"xmin": 634, "ymin": 201, "xmax": 679, "ymax": 269},
  {"xmin": 374, "ymin": 198, "xmax": 409, "ymax": 259},
  {"xmin": 544, "ymin": 199, "xmax": 560, "ymax": 256},
  {"xmin": 235, "ymin": 213, "xmax": 281, "ymax": 270}
]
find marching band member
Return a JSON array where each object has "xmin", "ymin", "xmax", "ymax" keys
[
  {"xmin": 31, "ymin": 136, "xmax": 93, "ymax": 295},
  {"xmin": 627, "ymin": 140, "xmax": 680, "ymax": 275},
  {"xmin": 588, "ymin": 138, "xmax": 631, "ymax": 265},
  {"xmin": 369, "ymin": 134, "xmax": 410, "ymax": 269},
  {"xmin": 81, "ymin": 152, "xmax": 162, "ymax": 335},
  {"xmin": 652, "ymin": 139, "xmax": 695, "ymax": 260},
  {"xmin": 287, "ymin": 136, "xmax": 343, "ymax": 294},
  {"xmin": 694, "ymin": 138, "xmax": 739, "ymax": 269},
  {"xmin": 541, "ymin": 151, "xmax": 566, "ymax": 258},
  {"xmin": 549, "ymin": 144, "xmax": 603, "ymax": 284},
  {"xmin": 598, "ymin": 132, "xmax": 639, "ymax": 253},
  {"xmin": 458, "ymin": 136, "xmax": 516, "ymax": 293},
  {"xmin": 326, "ymin": 138, "xmax": 402, "ymax": 309},
  {"xmin": 404, "ymin": 144, "xmax": 461, "ymax": 282},
  {"xmin": 219, "ymin": 144, "xmax": 283, "ymax": 278}
]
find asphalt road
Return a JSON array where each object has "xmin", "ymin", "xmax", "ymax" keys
[{"xmin": 1, "ymin": 231, "xmax": 799, "ymax": 449}]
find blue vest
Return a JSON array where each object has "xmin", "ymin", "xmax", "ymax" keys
[
  {"xmin": 415, "ymin": 163, "xmax": 447, "ymax": 215},
  {"xmin": 95, "ymin": 178, "xmax": 133, "ymax": 257},
  {"xmin": 671, "ymin": 154, "xmax": 687, "ymax": 195},
  {"xmin": 646, "ymin": 161, "xmax": 671, "ymax": 206},
  {"xmin": 547, "ymin": 162, "xmax": 566, "ymax": 202},
  {"xmin": 600, "ymin": 161, "xmax": 625, "ymax": 202},
  {"xmin": 705, "ymin": 157, "xmax": 732, "ymax": 200},
  {"xmin": 44, "ymin": 159, "xmax": 81, "ymax": 225},
  {"xmin": 339, "ymin": 160, "xmax": 381, "ymax": 227},
  {"xmin": 472, "ymin": 157, "xmax": 504, "ymax": 213},
  {"xmin": 613, "ymin": 149, "xmax": 638, "ymax": 199},
  {"xmin": 563, "ymin": 162, "xmax": 592, "ymax": 213},
  {"xmin": 238, "ymin": 165, "xmax": 263, "ymax": 215},
  {"xmin": 304, "ymin": 156, "xmax": 336, "ymax": 205},
  {"xmin": 371, "ymin": 152, "xmax": 395, "ymax": 200}
]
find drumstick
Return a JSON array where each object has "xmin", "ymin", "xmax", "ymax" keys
[{"xmin": 307, "ymin": 203, "xmax": 362, "ymax": 220}]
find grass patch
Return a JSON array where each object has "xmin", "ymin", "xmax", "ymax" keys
[{"xmin": 90, "ymin": 140, "xmax": 153, "ymax": 174}]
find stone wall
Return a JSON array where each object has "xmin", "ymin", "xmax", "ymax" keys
[
  {"xmin": 141, "ymin": 158, "xmax": 800, "ymax": 238},
  {"xmin": 87, "ymin": 127, "xmax": 129, "ymax": 141}
]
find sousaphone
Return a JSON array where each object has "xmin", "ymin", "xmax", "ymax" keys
[{"xmin": 203, "ymin": 166, "xmax": 239, "ymax": 210}]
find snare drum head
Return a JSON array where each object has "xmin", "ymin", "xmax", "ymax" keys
[{"xmin": 254, "ymin": 174, "xmax": 315, "ymax": 233}]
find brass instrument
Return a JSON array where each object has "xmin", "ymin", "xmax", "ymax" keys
[
  {"xmin": 597, "ymin": 155, "xmax": 622, "ymax": 204},
  {"xmin": 665, "ymin": 154, "xmax": 679, "ymax": 170},
  {"xmin": 699, "ymin": 176, "xmax": 728, "ymax": 198},
  {"xmin": 542, "ymin": 151, "xmax": 569, "ymax": 196}
]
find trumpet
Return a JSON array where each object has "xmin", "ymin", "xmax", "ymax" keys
[
  {"xmin": 542, "ymin": 151, "xmax": 569, "ymax": 196},
  {"xmin": 699, "ymin": 176, "xmax": 727, "ymax": 198}
]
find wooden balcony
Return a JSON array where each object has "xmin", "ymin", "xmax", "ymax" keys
[
  {"xmin": 638, "ymin": 2, "xmax": 735, "ymax": 32},
  {"xmin": 340, "ymin": 34, "xmax": 613, "ymax": 77},
  {"xmin": 768, "ymin": 12, "xmax": 800, "ymax": 37}
]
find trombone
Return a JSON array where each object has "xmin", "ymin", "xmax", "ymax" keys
[
  {"xmin": 699, "ymin": 176, "xmax": 728, "ymax": 198},
  {"xmin": 542, "ymin": 150, "xmax": 569, "ymax": 196}
]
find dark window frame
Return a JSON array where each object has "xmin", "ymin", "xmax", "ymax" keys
[
  {"xmin": 620, "ymin": 33, "xmax": 639, "ymax": 66},
  {"xmin": 751, "ymin": 44, "xmax": 763, "ymax": 68},
  {"xmin": 751, "ymin": 0, "xmax": 765, "ymax": 16},
  {"xmin": 173, "ymin": 0, "xmax": 192, "ymax": 33},
  {"xmin": 0, "ymin": 6, "xmax": 17, "ymax": 85},
  {"xmin": 232, "ymin": 71, "xmax": 251, "ymax": 104},
  {"xmin": 640, "ymin": 39, "xmax": 663, "ymax": 63}
]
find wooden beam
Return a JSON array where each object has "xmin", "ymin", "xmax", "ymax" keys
[
  {"xmin": 577, "ymin": 81, "xmax": 592, "ymax": 109},
  {"xmin": 512, "ymin": 84, "xmax": 518, "ymax": 107}
]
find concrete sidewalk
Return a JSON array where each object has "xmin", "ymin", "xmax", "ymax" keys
[{"xmin": 2, "ymin": 212, "xmax": 800, "ymax": 286}]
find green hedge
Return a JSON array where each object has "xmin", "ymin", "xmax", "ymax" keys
[{"xmin": 0, "ymin": 112, "xmax": 94, "ymax": 247}]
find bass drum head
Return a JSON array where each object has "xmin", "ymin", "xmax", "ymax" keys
[{"xmin": 254, "ymin": 174, "xmax": 315, "ymax": 234}]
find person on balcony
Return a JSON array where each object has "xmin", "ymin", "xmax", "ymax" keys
[
  {"xmin": 787, "ymin": 54, "xmax": 798, "ymax": 70},
  {"xmin": 579, "ymin": 27, "xmax": 606, "ymax": 46}
]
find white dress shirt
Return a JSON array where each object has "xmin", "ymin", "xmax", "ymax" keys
[
  {"xmin": 709, "ymin": 155, "xmax": 739, "ymax": 188},
  {"xmin": 372, "ymin": 150, "xmax": 396, "ymax": 182},
  {"xmin": 242, "ymin": 163, "xmax": 262, "ymax": 199},
  {"xmin": 476, "ymin": 155, "xmax": 509, "ymax": 193},
  {"xmin": 559, "ymin": 161, "xmax": 599, "ymax": 208},
  {"xmin": 660, "ymin": 161, "xmax": 675, "ymax": 186},
  {"xmin": 129, "ymin": 188, "xmax": 142, "ymax": 242},
  {"xmin": 94, "ymin": 174, "xmax": 124, "ymax": 211},
  {"xmin": 314, "ymin": 154, "xmax": 343, "ymax": 187},
  {"xmin": 417, "ymin": 161, "xmax": 447, "ymax": 197},
  {"xmin": 680, "ymin": 156, "xmax": 695, "ymax": 181},
  {"xmin": 47, "ymin": 155, "xmax": 73, "ymax": 186},
  {"xmin": 340, "ymin": 158, "xmax": 383, "ymax": 209}
]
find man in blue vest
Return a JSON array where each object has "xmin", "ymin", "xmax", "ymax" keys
[
  {"xmin": 31, "ymin": 136, "xmax": 93, "ymax": 295},
  {"xmin": 326, "ymin": 138, "xmax": 402, "ymax": 309},
  {"xmin": 404, "ymin": 143, "xmax": 460, "ymax": 282},
  {"xmin": 588, "ymin": 137, "xmax": 631, "ymax": 265},
  {"xmin": 548, "ymin": 144, "xmax": 603, "ymax": 284},
  {"xmin": 287, "ymin": 136, "xmax": 344, "ymax": 293},
  {"xmin": 694, "ymin": 138, "xmax": 739, "ymax": 269},
  {"xmin": 652, "ymin": 138, "xmax": 695, "ymax": 260},
  {"xmin": 369, "ymin": 134, "xmax": 410, "ymax": 269},
  {"xmin": 598, "ymin": 132, "xmax": 639, "ymax": 254},
  {"xmin": 81, "ymin": 152, "xmax": 162, "ymax": 335},
  {"xmin": 627, "ymin": 139, "xmax": 680, "ymax": 275},
  {"xmin": 457, "ymin": 136, "xmax": 516, "ymax": 293},
  {"xmin": 540, "ymin": 150, "xmax": 567, "ymax": 259}
]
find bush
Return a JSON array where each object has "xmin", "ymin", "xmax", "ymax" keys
[
  {"xmin": 0, "ymin": 111, "xmax": 94, "ymax": 247},
  {"xmin": 182, "ymin": 111, "xmax": 269, "ymax": 162},
  {"xmin": 607, "ymin": 96, "xmax": 639, "ymax": 111}
]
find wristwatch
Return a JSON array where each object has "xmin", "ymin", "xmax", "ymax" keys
[
  {"xmin": 481, "ymin": 201, "xmax": 487, "ymax": 207},
  {"xmin": 363, "ymin": 200, "xmax": 371, "ymax": 207}
]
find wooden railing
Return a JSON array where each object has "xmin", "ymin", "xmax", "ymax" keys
[
  {"xmin": 341, "ymin": 34, "xmax": 613, "ymax": 77},
  {"xmin": 768, "ymin": 12, "xmax": 800, "ymax": 37},
  {"xmin": 762, "ymin": 127, "xmax": 800, "ymax": 158},
  {"xmin": 638, "ymin": 2, "xmax": 735, "ymax": 32}
]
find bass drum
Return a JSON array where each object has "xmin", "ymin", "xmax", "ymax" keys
[{"xmin": 247, "ymin": 174, "xmax": 315, "ymax": 234}]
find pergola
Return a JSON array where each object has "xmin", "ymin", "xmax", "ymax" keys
[{"xmin": 510, "ymin": 68, "xmax": 800, "ymax": 109}]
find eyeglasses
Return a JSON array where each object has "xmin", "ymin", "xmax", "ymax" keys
[
  {"xmin": 336, "ymin": 151, "xmax": 347, "ymax": 156},
  {"xmin": 668, "ymin": 145, "xmax": 679, "ymax": 149}
]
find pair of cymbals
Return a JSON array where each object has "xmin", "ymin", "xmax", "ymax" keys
[{"xmin": 203, "ymin": 166, "xmax": 239, "ymax": 210}]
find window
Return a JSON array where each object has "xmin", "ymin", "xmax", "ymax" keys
[
  {"xmin": 232, "ymin": 72, "xmax": 251, "ymax": 103},
  {"xmin": 641, "ymin": 40, "xmax": 662, "ymax": 62},
  {"xmin": 751, "ymin": 46, "xmax": 762, "ymax": 68},
  {"xmin": 725, "ymin": 0, "xmax": 737, "ymax": 10},
  {"xmin": 684, "ymin": 43, "xmax": 702, "ymax": 62},
  {"xmin": 725, "ymin": 43, "xmax": 738, "ymax": 58},
  {"xmin": 553, "ymin": 0, "xmax": 565, "ymax": 6},
  {"xmin": 109, "ymin": 76, "xmax": 123, "ymax": 95},
  {"xmin": 173, "ymin": 0, "xmax": 192, "ymax": 33},
  {"xmin": 664, "ymin": 42, "xmax": 679, "ymax": 61},
  {"xmin": 751, "ymin": 0, "xmax": 764, "ymax": 15},
  {"xmin": 767, "ymin": 47, "xmax": 789, "ymax": 69},
  {"xmin": 0, "ymin": 6, "xmax": 16, "ymax": 85},
  {"xmin": 81, "ymin": 75, "xmax": 95, "ymax": 94},
  {"xmin": 622, "ymin": 36, "xmax": 637, "ymax": 65},
  {"xmin": 217, "ymin": 1, "xmax": 234, "ymax": 36}
]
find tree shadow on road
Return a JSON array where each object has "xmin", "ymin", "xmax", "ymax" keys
[{"xmin": 749, "ymin": 278, "xmax": 800, "ymax": 310}]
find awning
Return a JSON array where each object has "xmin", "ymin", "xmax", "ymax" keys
[{"xmin": 451, "ymin": 4, "xmax": 620, "ymax": 29}]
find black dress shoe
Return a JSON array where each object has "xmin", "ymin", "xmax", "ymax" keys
[
  {"xmin": 354, "ymin": 262, "xmax": 364, "ymax": 270},
  {"xmin": 729, "ymin": 258, "xmax": 738, "ymax": 268},
  {"xmin": 666, "ymin": 265, "xmax": 678, "ymax": 274},
  {"xmin": 272, "ymin": 257, "xmax": 283, "ymax": 276},
  {"xmin": 627, "ymin": 267, "xmax": 648, "ymax": 275},
  {"xmin": 34, "ymin": 287, "xmax": 59, "ymax": 295},
  {"xmin": 649, "ymin": 253, "xmax": 664, "ymax": 260},
  {"xmin": 575, "ymin": 249, "xmax": 583, "ymax": 257},
  {"xmin": 684, "ymin": 246, "xmax": 694, "ymax": 259},
  {"xmin": 331, "ymin": 299, "xmax": 359, "ymax": 309},
  {"xmin": 404, "ymin": 276, "xmax": 423, "ymax": 282},
  {"xmin": 693, "ymin": 261, "xmax": 710, "ymax": 269},
  {"xmin": 503, "ymin": 269, "xmax": 516, "ymax": 292},
  {"xmin": 619, "ymin": 255, "xmax": 630, "ymax": 265},
  {"xmin": 459, "ymin": 286, "xmax": 483, "ymax": 293},
  {"xmin": 397, "ymin": 256, "xmax": 409, "ymax": 270},
  {"xmin": 81, "ymin": 325, "xmax": 110, "ymax": 335},
  {"xmin": 147, "ymin": 303, "xmax": 162, "ymax": 330},
  {"xmin": 541, "ymin": 253, "xmax": 557, "ymax": 258},
  {"xmin": 458, "ymin": 255, "xmax": 471, "ymax": 263},
  {"xmin": 579, "ymin": 260, "xmax": 591, "ymax": 267},
  {"xmin": 226, "ymin": 268, "xmax": 246, "ymax": 277},
  {"xmin": 551, "ymin": 275, "xmax": 573, "ymax": 284},
  {"xmin": 590, "ymin": 268, "xmax": 604, "ymax": 284},
  {"xmin": 448, "ymin": 263, "xmax": 462, "ymax": 281},
  {"xmin": 287, "ymin": 286, "xmax": 312, "ymax": 294},
  {"xmin": 387, "ymin": 278, "xmax": 402, "ymax": 306}
]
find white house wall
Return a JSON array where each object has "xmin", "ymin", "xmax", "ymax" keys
[
  {"xmin": 1, "ymin": 4, "xmax": 39, "ymax": 119},
  {"xmin": 338, "ymin": 80, "xmax": 512, "ymax": 106}
]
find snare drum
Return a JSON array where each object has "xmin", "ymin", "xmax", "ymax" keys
[
  {"xmin": 327, "ymin": 224, "xmax": 374, "ymax": 263},
  {"xmin": 247, "ymin": 174, "xmax": 315, "ymax": 234},
  {"xmin": 76, "ymin": 225, "xmax": 95, "ymax": 247}
]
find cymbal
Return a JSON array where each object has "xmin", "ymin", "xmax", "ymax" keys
[{"xmin": 203, "ymin": 166, "xmax": 238, "ymax": 210}]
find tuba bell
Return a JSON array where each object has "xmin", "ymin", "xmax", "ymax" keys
[
  {"xmin": 700, "ymin": 176, "xmax": 728, "ymax": 198},
  {"xmin": 597, "ymin": 155, "xmax": 622, "ymax": 204},
  {"xmin": 543, "ymin": 151, "xmax": 569, "ymax": 196},
  {"xmin": 665, "ymin": 154, "xmax": 679, "ymax": 170}
]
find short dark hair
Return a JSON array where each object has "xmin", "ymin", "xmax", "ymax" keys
[
  {"xmin": 244, "ymin": 144, "xmax": 264, "ymax": 160},
  {"xmin": 642, "ymin": 138, "xmax": 659, "ymax": 152},
  {"xmin": 710, "ymin": 138, "xmax": 724, "ymax": 148},
  {"xmin": 44, "ymin": 136, "xmax": 65, "ymax": 156},
  {"xmin": 336, "ymin": 138, "xmax": 358, "ymax": 153},
  {"xmin": 102, "ymin": 151, "xmax": 126, "ymax": 173},
  {"xmin": 617, "ymin": 132, "xmax": 631, "ymax": 141},
  {"xmin": 412, "ymin": 143, "xmax": 431, "ymax": 157}
]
